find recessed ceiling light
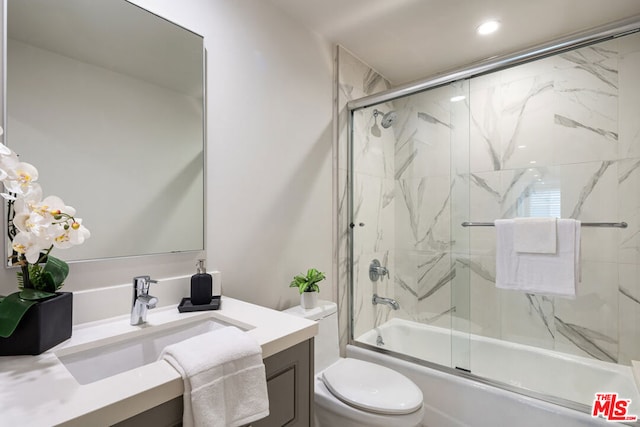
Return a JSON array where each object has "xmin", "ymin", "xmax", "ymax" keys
[
  {"xmin": 477, "ymin": 20, "xmax": 500, "ymax": 35},
  {"xmin": 450, "ymin": 95, "xmax": 466, "ymax": 102}
]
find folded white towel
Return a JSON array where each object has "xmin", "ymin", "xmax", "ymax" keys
[
  {"xmin": 495, "ymin": 218, "xmax": 580, "ymax": 298},
  {"xmin": 513, "ymin": 217, "xmax": 557, "ymax": 254},
  {"xmin": 160, "ymin": 326, "xmax": 269, "ymax": 427}
]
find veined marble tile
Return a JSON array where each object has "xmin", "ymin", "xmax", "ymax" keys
[
  {"xmin": 469, "ymin": 73, "xmax": 556, "ymax": 172},
  {"xmin": 352, "ymin": 108, "xmax": 395, "ymax": 179},
  {"xmin": 451, "ymin": 255, "xmax": 471, "ymax": 334},
  {"xmin": 553, "ymin": 41, "xmax": 619, "ymax": 164},
  {"xmin": 554, "ymin": 261, "xmax": 618, "ymax": 362},
  {"xmin": 619, "ymin": 46, "xmax": 640, "ymax": 159},
  {"xmin": 337, "ymin": 46, "xmax": 390, "ymax": 101},
  {"xmin": 337, "ymin": 168, "xmax": 350, "ymax": 252},
  {"xmin": 340, "ymin": 37, "xmax": 640, "ymax": 370},
  {"xmin": 553, "ymin": 66, "xmax": 618, "ymax": 165},
  {"xmin": 498, "ymin": 75, "xmax": 556, "ymax": 170},
  {"xmin": 468, "ymin": 83, "xmax": 504, "ymax": 172},
  {"xmin": 618, "ymin": 263, "xmax": 640, "ymax": 365},
  {"xmin": 336, "ymin": 47, "xmax": 391, "ymax": 175},
  {"xmin": 500, "ymin": 166, "xmax": 559, "ymax": 219},
  {"xmin": 393, "ymin": 86, "xmax": 452, "ymax": 179},
  {"xmin": 500, "ymin": 292, "xmax": 555, "ymax": 351},
  {"xmin": 394, "ymin": 249, "xmax": 453, "ymax": 329},
  {"xmin": 556, "ymin": 40, "xmax": 618, "ymax": 74},
  {"xmin": 395, "ymin": 176, "xmax": 452, "ymax": 252},
  {"xmin": 467, "ymin": 171, "xmax": 501, "ymax": 254},
  {"xmin": 450, "ymin": 175, "xmax": 471, "ymax": 253},
  {"xmin": 336, "ymin": 104, "xmax": 350, "ymax": 172},
  {"xmin": 618, "ymin": 158, "xmax": 640, "ymax": 265},
  {"xmin": 560, "ymin": 161, "xmax": 618, "ymax": 263},
  {"xmin": 336, "ymin": 168, "xmax": 351, "ymax": 342},
  {"xmin": 451, "ymin": 84, "xmax": 471, "ymax": 177},
  {"xmin": 352, "ymin": 173, "xmax": 395, "ymax": 256},
  {"xmin": 336, "ymin": 46, "xmax": 392, "ymax": 354},
  {"xmin": 351, "ymin": 253, "xmax": 373, "ymax": 340},
  {"xmin": 465, "ymin": 254, "xmax": 501, "ymax": 338},
  {"xmin": 352, "ymin": 250, "xmax": 395, "ymax": 338}
]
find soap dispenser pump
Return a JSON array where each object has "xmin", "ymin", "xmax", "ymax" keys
[{"xmin": 191, "ymin": 259, "xmax": 213, "ymax": 305}]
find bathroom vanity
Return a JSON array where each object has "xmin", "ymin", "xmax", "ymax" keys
[
  {"xmin": 115, "ymin": 339, "xmax": 314, "ymax": 427},
  {"xmin": 0, "ymin": 296, "xmax": 317, "ymax": 426}
]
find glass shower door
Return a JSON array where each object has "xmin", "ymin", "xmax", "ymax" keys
[
  {"xmin": 349, "ymin": 100, "xmax": 397, "ymax": 347},
  {"xmin": 350, "ymin": 79, "xmax": 472, "ymax": 372}
]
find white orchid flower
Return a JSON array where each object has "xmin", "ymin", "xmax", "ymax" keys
[
  {"xmin": 12, "ymin": 231, "xmax": 47, "ymax": 264},
  {"xmin": 0, "ymin": 147, "xmax": 19, "ymax": 182},
  {"xmin": 3, "ymin": 161, "xmax": 39, "ymax": 196},
  {"xmin": 48, "ymin": 218, "xmax": 90, "ymax": 249},
  {"xmin": 69, "ymin": 218, "xmax": 90, "ymax": 245},
  {"xmin": 9, "ymin": 182, "xmax": 42, "ymax": 207},
  {"xmin": 13, "ymin": 210, "xmax": 49, "ymax": 236}
]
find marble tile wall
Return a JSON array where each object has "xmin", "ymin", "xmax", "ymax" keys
[
  {"xmin": 339, "ymin": 31, "xmax": 640, "ymax": 366},
  {"xmin": 392, "ymin": 86, "xmax": 457, "ymax": 331},
  {"xmin": 336, "ymin": 46, "xmax": 393, "ymax": 351},
  {"xmin": 465, "ymin": 32, "xmax": 640, "ymax": 364}
]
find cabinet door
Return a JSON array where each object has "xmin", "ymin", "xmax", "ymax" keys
[{"xmin": 253, "ymin": 339, "xmax": 314, "ymax": 427}]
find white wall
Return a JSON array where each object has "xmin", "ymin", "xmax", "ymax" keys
[
  {"xmin": 0, "ymin": 0, "xmax": 333, "ymax": 317},
  {"xmin": 8, "ymin": 38, "xmax": 204, "ymax": 261}
]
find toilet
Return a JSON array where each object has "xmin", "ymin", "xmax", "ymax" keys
[{"xmin": 284, "ymin": 300, "xmax": 424, "ymax": 427}]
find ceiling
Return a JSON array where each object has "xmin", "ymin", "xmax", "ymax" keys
[{"xmin": 268, "ymin": 0, "xmax": 640, "ymax": 85}]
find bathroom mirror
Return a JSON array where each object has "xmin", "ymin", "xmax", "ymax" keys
[{"xmin": 4, "ymin": 0, "xmax": 205, "ymax": 263}]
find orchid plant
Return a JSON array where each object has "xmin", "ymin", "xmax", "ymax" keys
[{"xmin": 0, "ymin": 126, "xmax": 90, "ymax": 338}]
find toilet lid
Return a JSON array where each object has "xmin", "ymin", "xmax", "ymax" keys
[{"xmin": 321, "ymin": 358, "xmax": 423, "ymax": 415}]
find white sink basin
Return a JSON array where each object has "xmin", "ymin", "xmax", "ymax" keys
[{"xmin": 57, "ymin": 318, "xmax": 230, "ymax": 385}]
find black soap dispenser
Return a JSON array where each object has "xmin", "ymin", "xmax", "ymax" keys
[{"xmin": 191, "ymin": 259, "xmax": 213, "ymax": 305}]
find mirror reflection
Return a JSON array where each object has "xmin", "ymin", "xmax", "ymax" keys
[{"xmin": 6, "ymin": 0, "xmax": 205, "ymax": 263}]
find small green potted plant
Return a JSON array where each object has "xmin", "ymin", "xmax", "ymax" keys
[{"xmin": 290, "ymin": 268, "xmax": 325, "ymax": 309}]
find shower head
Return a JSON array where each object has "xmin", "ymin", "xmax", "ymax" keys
[{"xmin": 373, "ymin": 109, "xmax": 397, "ymax": 129}]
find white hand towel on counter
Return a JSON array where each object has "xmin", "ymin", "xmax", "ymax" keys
[
  {"xmin": 513, "ymin": 217, "xmax": 557, "ymax": 254},
  {"xmin": 495, "ymin": 218, "xmax": 581, "ymax": 298},
  {"xmin": 160, "ymin": 326, "xmax": 269, "ymax": 427}
]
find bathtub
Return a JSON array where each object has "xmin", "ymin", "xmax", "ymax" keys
[{"xmin": 351, "ymin": 318, "xmax": 640, "ymax": 427}]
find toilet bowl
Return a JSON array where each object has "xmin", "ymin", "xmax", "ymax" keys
[{"xmin": 284, "ymin": 300, "xmax": 424, "ymax": 427}]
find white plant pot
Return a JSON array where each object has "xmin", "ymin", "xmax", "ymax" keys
[{"xmin": 301, "ymin": 292, "xmax": 318, "ymax": 309}]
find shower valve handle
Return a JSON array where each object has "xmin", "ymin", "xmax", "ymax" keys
[{"xmin": 369, "ymin": 259, "xmax": 389, "ymax": 281}]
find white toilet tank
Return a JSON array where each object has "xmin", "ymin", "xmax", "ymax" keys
[{"xmin": 283, "ymin": 300, "xmax": 339, "ymax": 373}]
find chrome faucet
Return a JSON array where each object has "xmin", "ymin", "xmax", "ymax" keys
[
  {"xmin": 130, "ymin": 275, "xmax": 158, "ymax": 326},
  {"xmin": 372, "ymin": 293, "xmax": 400, "ymax": 310}
]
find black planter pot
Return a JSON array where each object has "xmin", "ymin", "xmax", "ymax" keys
[{"xmin": 0, "ymin": 292, "xmax": 73, "ymax": 356}]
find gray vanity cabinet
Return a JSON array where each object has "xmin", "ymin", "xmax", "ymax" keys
[
  {"xmin": 254, "ymin": 338, "xmax": 314, "ymax": 427},
  {"xmin": 113, "ymin": 338, "xmax": 314, "ymax": 427}
]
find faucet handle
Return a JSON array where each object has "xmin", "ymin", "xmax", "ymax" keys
[{"xmin": 133, "ymin": 275, "xmax": 157, "ymax": 294}]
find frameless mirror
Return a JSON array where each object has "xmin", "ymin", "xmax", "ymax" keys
[{"xmin": 5, "ymin": 0, "xmax": 205, "ymax": 263}]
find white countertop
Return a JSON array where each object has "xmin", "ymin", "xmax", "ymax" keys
[{"xmin": 0, "ymin": 296, "xmax": 317, "ymax": 427}]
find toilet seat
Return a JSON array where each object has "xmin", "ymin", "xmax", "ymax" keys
[{"xmin": 321, "ymin": 358, "xmax": 423, "ymax": 415}]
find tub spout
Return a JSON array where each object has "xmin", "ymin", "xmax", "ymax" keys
[{"xmin": 372, "ymin": 293, "xmax": 400, "ymax": 310}]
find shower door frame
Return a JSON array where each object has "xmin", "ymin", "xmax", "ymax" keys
[{"xmin": 346, "ymin": 14, "xmax": 640, "ymax": 416}]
